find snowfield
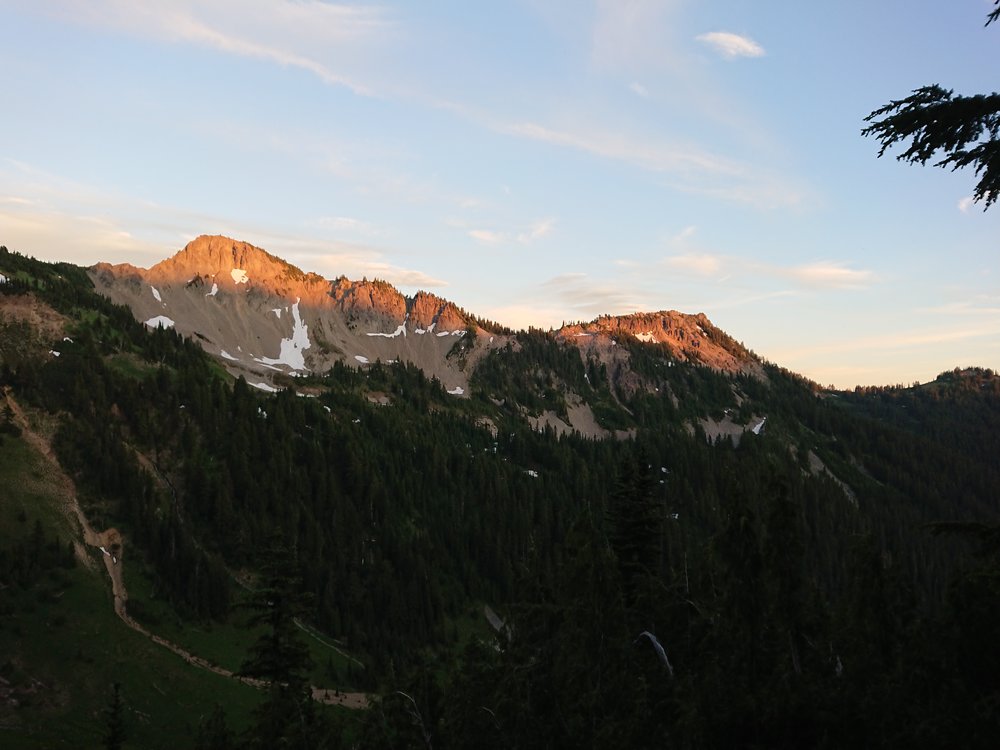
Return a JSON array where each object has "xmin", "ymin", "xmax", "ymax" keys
[
  {"xmin": 144, "ymin": 315, "xmax": 175, "ymax": 329},
  {"xmin": 256, "ymin": 299, "xmax": 310, "ymax": 371}
]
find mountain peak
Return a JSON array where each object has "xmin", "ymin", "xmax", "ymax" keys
[
  {"xmin": 153, "ymin": 234, "xmax": 300, "ymax": 281},
  {"xmin": 556, "ymin": 310, "xmax": 758, "ymax": 374}
]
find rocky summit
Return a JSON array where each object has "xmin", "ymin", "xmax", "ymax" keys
[{"xmin": 89, "ymin": 235, "xmax": 759, "ymax": 397}]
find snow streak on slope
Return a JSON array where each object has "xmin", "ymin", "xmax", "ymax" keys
[
  {"xmin": 144, "ymin": 315, "xmax": 175, "ymax": 329},
  {"xmin": 151, "ymin": 286, "xmax": 162, "ymax": 302},
  {"xmin": 257, "ymin": 299, "xmax": 310, "ymax": 371},
  {"xmin": 367, "ymin": 323, "xmax": 407, "ymax": 338}
]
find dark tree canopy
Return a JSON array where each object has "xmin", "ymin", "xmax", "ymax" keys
[{"xmin": 862, "ymin": 2, "xmax": 1000, "ymax": 209}]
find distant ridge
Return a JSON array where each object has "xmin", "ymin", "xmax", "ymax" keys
[{"xmin": 89, "ymin": 234, "xmax": 760, "ymax": 390}]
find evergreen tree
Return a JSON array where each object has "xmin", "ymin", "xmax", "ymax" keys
[
  {"xmin": 863, "ymin": 1, "xmax": 1000, "ymax": 208},
  {"xmin": 239, "ymin": 535, "xmax": 326, "ymax": 748},
  {"xmin": 195, "ymin": 704, "xmax": 235, "ymax": 750},
  {"xmin": 103, "ymin": 682, "xmax": 126, "ymax": 750}
]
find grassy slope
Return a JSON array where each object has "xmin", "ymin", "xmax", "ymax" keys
[{"xmin": 0, "ymin": 434, "xmax": 263, "ymax": 749}]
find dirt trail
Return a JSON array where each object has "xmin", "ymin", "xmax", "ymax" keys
[{"xmin": 4, "ymin": 390, "xmax": 368, "ymax": 710}]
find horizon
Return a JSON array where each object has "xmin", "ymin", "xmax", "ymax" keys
[{"xmin": 2, "ymin": 1, "xmax": 998, "ymax": 389}]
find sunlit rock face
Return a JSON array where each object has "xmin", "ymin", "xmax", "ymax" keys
[{"xmin": 89, "ymin": 235, "xmax": 490, "ymax": 393}]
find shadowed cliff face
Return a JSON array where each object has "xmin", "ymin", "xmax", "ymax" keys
[{"xmin": 88, "ymin": 234, "xmax": 759, "ymax": 395}]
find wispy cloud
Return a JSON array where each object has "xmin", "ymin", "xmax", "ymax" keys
[
  {"xmin": 46, "ymin": 0, "xmax": 391, "ymax": 95},
  {"xmin": 958, "ymin": 196, "xmax": 975, "ymax": 213},
  {"xmin": 538, "ymin": 273, "xmax": 652, "ymax": 318},
  {"xmin": 629, "ymin": 82, "xmax": 650, "ymax": 98},
  {"xmin": 318, "ymin": 216, "xmax": 379, "ymax": 235},
  {"xmin": 505, "ymin": 121, "xmax": 742, "ymax": 177},
  {"xmin": 665, "ymin": 253, "xmax": 722, "ymax": 276},
  {"xmin": 465, "ymin": 218, "xmax": 555, "ymax": 246},
  {"xmin": 785, "ymin": 262, "xmax": 873, "ymax": 289},
  {"xmin": 468, "ymin": 229, "xmax": 504, "ymax": 245},
  {"xmin": 591, "ymin": 0, "xmax": 685, "ymax": 74},
  {"xmin": 303, "ymin": 250, "xmax": 447, "ymax": 289},
  {"xmin": 919, "ymin": 296, "xmax": 1000, "ymax": 316},
  {"xmin": 496, "ymin": 120, "xmax": 807, "ymax": 208},
  {"xmin": 772, "ymin": 323, "xmax": 1000, "ymax": 360},
  {"xmin": 696, "ymin": 31, "xmax": 765, "ymax": 59},
  {"xmin": 517, "ymin": 218, "xmax": 556, "ymax": 243}
]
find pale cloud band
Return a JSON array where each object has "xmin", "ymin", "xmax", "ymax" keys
[
  {"xmin": 467, "ymin": 218, "xmax": 555, "ymax": 246},
  {"xmin": 696, "ymin": 31, "xmax": 765, "ymax": 59},
  {"xmin": 663, "ymin": 250, "xmax": 875, "ymax": 290}
]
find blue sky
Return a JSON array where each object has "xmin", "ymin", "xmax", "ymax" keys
[{"xmin": 1, "ymin": 1, "xmax": 997, "ymax": 388}]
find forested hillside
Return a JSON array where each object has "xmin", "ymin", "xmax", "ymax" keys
[{"xmin": 2, "ymin": 245, "xmax": 999, "ymax": 748}]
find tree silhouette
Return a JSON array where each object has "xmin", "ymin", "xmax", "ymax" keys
[
  {"xmin": 103, "ymin": 682, "xmax": 126, "ymax": 750},
  {"xmin": 239, "ymin": 535, "xmax": 323, "ymax": 748},
  {"xmin": 862, "ymin": 1, "xmax": 1000, "ymax": 209}
]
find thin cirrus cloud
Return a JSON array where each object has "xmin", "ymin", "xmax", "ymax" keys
[
  {"xmin": 467, "ymin": 218, "xmax": 555, "ymax": 246},
  {"xmin": 318, "ymin": 216, "xmax": 379, "ymax": 236},
  {"xmin": 696, "ymin": 31, "xmax": 765, "ymax": 59},
  {"xmin": 660, "ymin": 250, "xmax": 874, "ymax": 290},
  {"xmin": 538, "ymin": 273, "xmax": 651, "ymax": 318},
  {"xmin": 45, "ymin": 0, "xmax": 390, "ymax": 95},
  {"xmin": 499, "ymin": 121, "xmax": 808, "ymax": 209},
  {"xmin": 274, "ymin": 237, "xmax": 449, "ymax": 289},
  {"xmin": 665, "ymin": 253, "xmax": 722, "ymax": 276},
  {"xmin": 785, "ymin": 262, "xmax": 873, "ymax": 289},
  {"xmin": 468, "ymin": 229, "xmax": 504, "ymax": 245},
  {"xmin": 629, "ymin": 82, "xmax": 651, "ymax": 98}
]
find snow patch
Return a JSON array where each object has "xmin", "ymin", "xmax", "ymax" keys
[
  {"xmin": 231, "ymin": 268, "xmax": 249, "ymax": 284},
  {"xmin": 150, "ymin": 286, "xmax": 162, "ymax": 302},
  {"xmin": 354, "ymin": 355, "xmax": 369, "ymax": 364},
  {"xmin": 635, "ymin": 332, "xmax": 656, "ymax": 343},
  {"xmin": 0, "ymin": 273, "xmax": 7, "ymax": 284},
  {"xmin": 220, "ymin": 350, "xmax": 239, "ymax": 361},
  {"xmin": 63, "ymin": 336, "xmax": 73, "ymax": 343},
  {"xmin": 144, "ymin": 315, "xmax": 175, "ymax": 329},
  {"xmin": 255, "ymin": 299, "xmax": 310, "ymax": 371},
  {"xmin": 525, "ymin": 469, "xmax": 539, "ymax": 478},
  {"xmin": 367, "ymin": 323, "xmax": 406, "ymax": 338},
  {"xmin": 447, "ymin": 386, "xmax": 464, "ymax": 396},
  {"xmin": 271, "ymin": 308, "xmax": 282, "ymax": 319},
  {"xmin": 415, "ymin": 327, "xmax": 426, "ymax": 334},
  {"xmin": 249, "ymin": 381, "xmax": 278, "ymax": 393},
  {"xmin": 49, "ymin": 350, "xmax": 60, "ymax": 357},
  {"xmin": 206, "ymin": 282, "xmax": 219, "ymax": 297},
  {"xmin": 751, "ymin": 417, "xmax": 767, "ymax": 435},
  {"xmin": 574, "ymin": 332, "xmax": 592, "ymax": 337}
]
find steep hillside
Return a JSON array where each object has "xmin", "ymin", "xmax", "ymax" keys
[
  {"xmin": 3, "ymin": 241, "xmax": 1000, "ymax": 747},
  {"xmin": 89, "ymin": 235, "xmax": 763, "ymax": 411}
]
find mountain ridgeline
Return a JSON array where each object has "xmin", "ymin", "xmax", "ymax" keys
[{"xmin": 1, "ymin": 239, "xmax": 999, "ymax": 748}]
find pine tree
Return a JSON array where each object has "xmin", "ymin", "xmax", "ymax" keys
[
  {"xmin": 239, "ymin": 535, "xmax": 325, "ymax": 748},
  {"xmin": 862, "ymin": 1, "xmax": 1000, "ymax": 208},
  {"xmin": 103, "ymin": 682, "xmax": 126, "ymax": 750}
]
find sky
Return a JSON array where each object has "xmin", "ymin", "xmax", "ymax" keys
[{"xmin": 1, "ymin": 0, "xmax": 998, "ymax": 388}]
